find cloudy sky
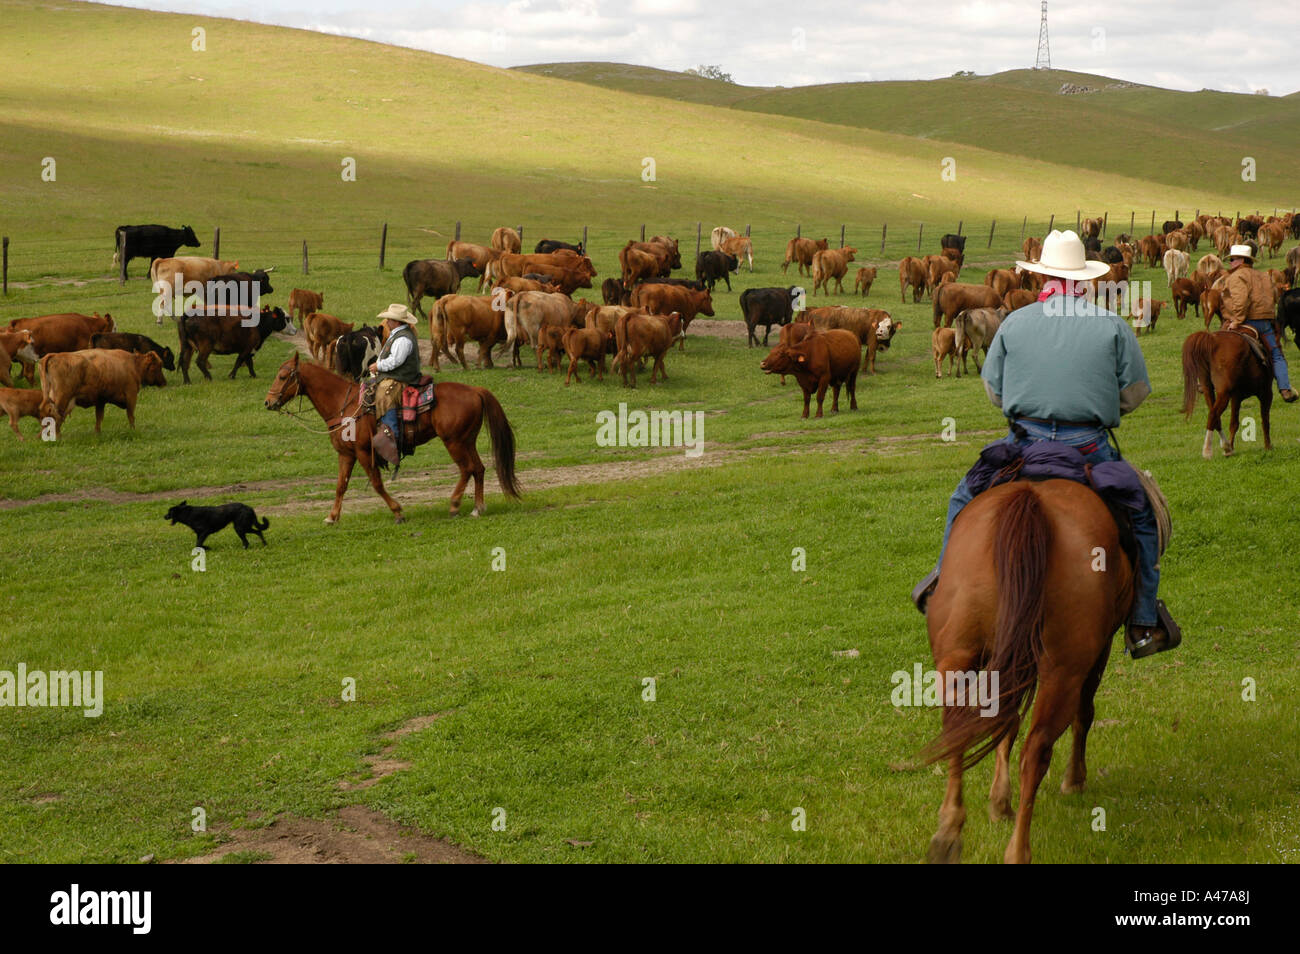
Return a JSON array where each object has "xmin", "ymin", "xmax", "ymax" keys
[{"xmin": 104, "ymin": 0, "xmax": 1299, "ymax": 94}]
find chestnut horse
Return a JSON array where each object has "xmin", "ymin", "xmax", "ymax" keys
[
  {"xmin": 924, "ymin": 479, "xmax": 1135, "ymax": 864},
  {"xmin": 264, "ymin": 352, "xmax": 520, "ymax": 523},
  {"xmin": 1181, "ymin": 330, "xmax": 1273, "ymax": 458}
]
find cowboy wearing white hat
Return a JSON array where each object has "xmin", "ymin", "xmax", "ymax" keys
[
  {"xmin": 1221, "ymin": 243, "xmax": 1297, "ymax": 403},
  {"xmin": 364, "ymin": 303, "xmax": 423, "ymax": 467},
  {"xmin": 912, "ymin": 230, "xmax": 1179, "ymax": 658}
]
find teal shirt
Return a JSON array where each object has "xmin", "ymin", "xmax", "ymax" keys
[{"xmin": 980, "ymin": 296, "xmax": 1151, "ymax": 429}]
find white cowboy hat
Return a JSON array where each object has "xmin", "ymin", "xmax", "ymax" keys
[
  {"xmin": 1227, "ymin": 244, "xmax": 1255, "ymax": 261},
  {"xmin": 1015, "ymin": 229, "xmax": 1111, "ymax": 280},
  {"xmin": 376, "ymin": 303, "xmax": 418, "ymax": 325}
]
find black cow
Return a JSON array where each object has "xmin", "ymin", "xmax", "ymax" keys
[
  {"xmin": 740, "ymin": 286, "xmax": 798, "ymax": 348},
  {"xmin": 90, "ymin": 331, "xmax": 176, "ymax": 371},
  {"xmin": 1101, "ymin": 246, "xmax": 1124, "ymax": 265},
  {"xmin": 695, "ymin": 251, "xmax": 739, "ymax": 292},
  {"xmin": 1161, "ymin": 219, "xmax": 1184, "ymax": 235},
  {"xmin": 534, "ymin": 239, "xmax": 585, "ymax": 255},
  {"xmin": 1235, "ymin": 218, "xmax": 1260, "ymax": 239},
  {"xmin": 332, "ymin": 325, "xmax": 385, "ymax": 379},
  {"xmin": 1083, "ymin": 235, "xmax": 1102, "ymax": 255},
  {"xmin": 177, "ymin": 306, "xmax": 290, "ymax": 383},
  {"xmin": 113, "ymin": 224, "xmax": 199, "ymax": 278},
  {"xmin": 601, "ymin": 277, "xmax": 628, "ymax": 305},
  {"xmin": 402, "ymin": 258, "xmax": 481, "ymax": 316},
  {"xmin": 1277, "ymin": 288, "xmax": 1300, "ymax": 345},
  {"xmin": 940, "ymin": 233, "xmax": 967, "ymax": 252}
]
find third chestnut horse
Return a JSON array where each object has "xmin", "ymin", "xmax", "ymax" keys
[{"xmin": 1181, "ymin": 330, "xmax": 1273, "ymax": 458}]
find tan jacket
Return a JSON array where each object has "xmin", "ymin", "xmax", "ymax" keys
[{"xmin": 1221, "ymin": 263, "xmax": 1275, "ymax": 326}]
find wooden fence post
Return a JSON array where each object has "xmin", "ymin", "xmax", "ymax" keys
[
  {"xmin": 745, "ymin": 224, "xmax": 751, "ymax": 237},
  {"xmin": 213, "ymin": 226, "xmax": 220, "ymax": 260},
  {"xmin": 302, "ymin": 240, "xmax": 309, "ymax": 275},
  {"xmin": 1129, "ymin": 211, "xmax": 1134, "ymax": 235},
  {"xmin": 696, "ymin": 221, "xmax": 702, "ymax": 260},
  {"xmin": 840, "ymin": 224, "xmax": 845, "ymax": 248},
  {"xmin": 379, "ymin": 223, "xmax": 387, "ymax": 269},
  {"xmin": 2, "ymin": 236, "xmax": 8, "ymax": 296},
  {"xmin": 956, "ymin": 220, "xmax": 963, "ymax": 236},
  {"xmin": 1102, "ymin": 212, "xmax": 1108, "ymax": 238},
  {"xmin": 118, "ymin": 230, "xmax": 127, "ymax": 284},
  {"xmin": 640, "ymin": 224, "xmax": 646, "ymax": 241},
  {"xmin": 517, "ymin": 225, "xmax": 523, "ymax": 246},
  {"xmin": 987, "ymin": 219, "xmax": 996, "ymax": 249},
  {"xmin": 917, "ymin": 223, "xmax": 923, "ymax": 253},
  {"xmin": 1076, "ymin": 210, "xmax": 1081, "ymax": 232},
  {"xmin": 880, "ymin": 223, "xmax": 887, "ymax": 255},
  {"xmin": 1020, "ymin": 216, "xmax": 1027, "ymax": 241},
  {"xmin": 796, "ymin": 223, "xmax": 801, "ymax": 239},
  {"xmin": 583, "ymin": 225, "xmax": 588, "ymax": 252},
  {"xmin": 1048, "ymin": 214, "xmax": 1055, "ymax": 233},
  {"xmin": 1150, "ymin": 211, "xmax": 1155, "ymax": 233}
]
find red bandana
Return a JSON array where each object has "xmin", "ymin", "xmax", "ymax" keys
[{"xmin": 1037, "ymin": 279, "xmax": 1090, "ymax": 302}]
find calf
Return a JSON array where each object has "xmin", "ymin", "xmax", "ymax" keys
[
  {"xmin": 0, "ymin": 387, "xmax": 48, "ymax": 440},
  {"xmin": 0, "ymin": 330, "xmax": 39, "ymax": 387},
  {"xmin": 811, "ymin": 247, "xmax": 857, "ymax": 295},
  {"xmin": 899, "ymin": 257, "xmax": 927, "ymax": 303},
  {"xmin": 562, "ymin": 316, "xmax": 610, "ymax": 385},
  {"xmin": 302, "ymin": 313, "xmax": 353, "ymax": 362},
  {"xmin": 1170, "ymin": 277, "xmax": 1202, "ymax": 320},
  {"xmin": 1200, "ymin": 289, "xmax": 1224, "ymax": 328},
  {"xmin": 759, "ymin": 328, "xmax": 860, "ymax": 418},
  {"xmin": 39, "ymin": 349, "xmax": 165, "ymax": 434},
  {"xmin": 931, "ymin": 327, "xmax": 962, "ymax": 378},
  {"xmin": 695, "ymin": 250, "xmax": 739, "ymax": 292},
  {"xmin": 601, "ymin": 277, "xmax": 629, "ymax": 305},
  {"xmin": 90, "ymin": 331, "xmax": 176, "ymax": 371},
  {"xmin": 740, "ymin": 286, "xmax": 798, "ymax": 348},
  {"xmin": 853, "ymin": 266, "xmax": 878, "ymax": 297},
  {"xmin": 1003, "ymin": 288, "xmax": 1037, "ymax": 312},
  {"xmin": 288, "ymin": 289, "xmax": 324, "ymax": 326}
]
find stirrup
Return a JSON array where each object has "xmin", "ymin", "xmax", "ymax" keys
[
  {"xmin": 1125, "ymin": 601, "xmax": 1181, "ymax": 659},
  {"xmin": 911, "ymin": 568, "xmax": 939, "ymax": 615}
]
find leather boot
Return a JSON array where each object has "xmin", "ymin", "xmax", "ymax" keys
[
  {"xmin": 911, "ymin": 568, "xmax": 940, "ymax": 615},
  {"xmin": 371, "ymin": 422, "xmax": 400, "ymax": 469},
  {"xmin": 1124, "ymin": 600, "xmax": 1182, "ymax": 659}
]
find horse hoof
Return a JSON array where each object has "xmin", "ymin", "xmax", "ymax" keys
[
  {"xmin": 470, "ymin": 508, "xmax": 482, "ymax": 518},
  {"xmin": 988, "ymin": 801, "xmax": 1015, "ymax": 822},
  {"xmin": 1060, "ymin": 779, "xmax": 1085, "ymax": 795},
  {"xmin": 324, "ymin": 516, "xmax": 337, "ymax": 525},
  {"xmin": 393, "ymin": 514, "xmax": 405, "ymax": 524}
]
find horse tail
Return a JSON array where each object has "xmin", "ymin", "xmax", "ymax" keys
[
  {"xmin": 479, "ymin": 388, "xmax": 521, "ymax": 499},
  {"xmin": 925, "ymin": 484, "xmax": 1049, "ymax": 770},
  {"xmin": 1181, "ymin": 331, "xmax": 1214, "ymax": 419},
  {"xmin": 932, "ymin": 287, "xmax": 943, "ymax": 326}
]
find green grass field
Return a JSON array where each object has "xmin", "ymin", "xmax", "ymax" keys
[{"xmin": 2, "ymin": 0, "xmax": 1299, "ymax": 864}]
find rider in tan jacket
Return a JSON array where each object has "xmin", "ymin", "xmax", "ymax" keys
[{"xmin": 1220, "ymin": 244, "xmax": 1297, "ymax": 402}]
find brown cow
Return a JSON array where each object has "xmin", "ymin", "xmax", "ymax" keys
[
  {"xmin": 853, "ymin": 266, "xmax": 878, "ymax": 297},
  {"xmin": 783, "ymin": 237, "xmax": 829, "ymax": 276},
  {"xmin": 613, "ymin": 311, "xmax": 681, "ymax": 387},
  {"xmin": 772, "ymin": 321, "xmax": 816, "ymax": 385},
  {"xmin": 804, "ymin": 306, "xmax": 901, "ymax": 374},
  {"xmin": 720, "ymin": 235, "xmax": 754, "ymax": 272},
  {"xmin": 149, "ymin": 257, "xmax": 242, "ymax": 316},
  {"xmin": 495, "ymin": 276, "xmax": 557, "ymax": 296},
  {"xmin": 6, "ymin": 312, "xmax": 116, "ymax": 384},
  {"xmin": 620, "ymin": 246, "xmax": 664, "ymax": 285},
  {"xmin": 491, "ymin": 227, "xmax": 522, "ymax": 254},
  {"xmin": 630, "ymin": 283, "xmax": 714, "ymax": 348},
  {"xmin": 1081, "ymin": 217, "xmax": 1103, "ymax": 239},
  {"xmin": 0, "ymin": 330, "xmax": 39, "ymax": 387},
  {"xmin": 502, "ymin": 291, "xmax": 583, "ymax": 369},
  {"xmin": 0, "ymin": 387, "xmax": 48, "ymax": 440},
  {"xmin": 811, "ymin": 247, "xmax": 856, "ymax": 295},
  {"xmin": 899, "ymin": 257, "xmax": 927, "ymax": 303},
  {"xmin": 445, "ymin": 241, "xmax": 500, "ymax": 290},
  {"xmin": 1137, "ymin": 235, "xmax": 1163, "ymax": 269},
  {"xmin": 1285, "ymin": 245, "xmax": 1300, "ymax": 285},
  {"xmin": 759, "ymin": 328, "xmax": 860, "ymax": 418},
  {"xmin": 39, "ymin": 349, "xmax": 165, "ymax": 434},
  {"xmin": 933, "ymin": 282, "xmax": 1003, "ymax": 327},
  {"xmin": 983, "ymin": 268, "xmax": 1021, "ymax": 299},
  {"xmin": 288, "ymin": 289, "xmax": 324, "ymax": 326},
  {"xmin": 1258, "ymin": 223, "xmax": 1285, "ymax": 258},
  {"xmin": 303, "ymin": 313, "xmax": 354, "ymax": 362},
  {"xmin": 1022, "ymin": 236, "xmax": 1043, "ymax": 263},
  {"xmin": 951, "ymin": 307, "xmax": 1007, "ymax": 375},
  {"xmin": 1200, "ymin": 289, "xmax": 1224, "ymax": 328}
]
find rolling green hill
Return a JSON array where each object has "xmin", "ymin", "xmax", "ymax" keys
[{"xmin": 517, "ymin": 62, "xmax": 1300, "ymax": 206}]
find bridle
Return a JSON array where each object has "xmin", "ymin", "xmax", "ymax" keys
[{"xmin": 269, "ymin": 361, "xmax": 360, "ymax": 436}]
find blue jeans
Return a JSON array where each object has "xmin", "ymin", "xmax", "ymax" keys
[
  {"xmin": 1244, "ymin": 320, "xmax": 1291, "ymax": 392},
  {"xmin": 380, "ymin": 408, "xmax": 400, "ymax": 436},
  {"xmin": 936, "ymin": 420, "xmax": 1160, "ymax": 626}
]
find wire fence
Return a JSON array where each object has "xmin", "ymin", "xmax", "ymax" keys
[{"xmin": 4, "ymin": 207, "xmax": 1295, "ymax": 303}]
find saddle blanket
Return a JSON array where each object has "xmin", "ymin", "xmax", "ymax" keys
[{"xmin": 400, "ymin": 379, "xmax": 436, "ymax": 423}]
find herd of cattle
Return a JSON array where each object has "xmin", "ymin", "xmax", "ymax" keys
[{"xmin": 3, "ymin": 214, "xmax": 1300, "ymax": 438}]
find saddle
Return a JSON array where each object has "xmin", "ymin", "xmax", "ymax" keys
[{"xmin": 1228, "ymin": 325, "xmax": 1270, "ymax": 370}]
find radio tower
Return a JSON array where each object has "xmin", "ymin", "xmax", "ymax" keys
[{"xmin": 1035, "ymin": 1, "xmax": 1051, "ymax": 69}]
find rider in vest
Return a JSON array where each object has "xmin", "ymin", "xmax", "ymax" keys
[
  {"xmin": 366, "ymin": 303, "xmax": 423, "ymax": 468},
  {"xmin": 911, "ymin": 230, "xmax": 1179, "ymax": 659},
  {"xmin": 1220, "ymin": 243, "xmax": 1298, "ymax": 403}
]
